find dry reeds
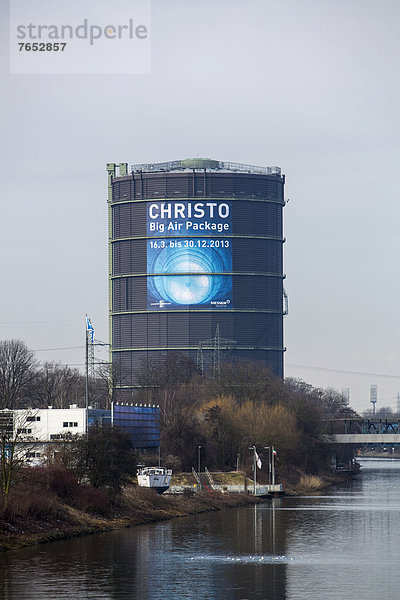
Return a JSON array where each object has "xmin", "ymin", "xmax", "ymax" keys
[{"xmin": 296, "ymin": 474, "xmax": 324, "ymax": 493}]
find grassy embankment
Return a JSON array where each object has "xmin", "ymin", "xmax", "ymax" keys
[
  {"xmin": 0, "ymin": 468, "xmax": 262, "ymax": 552},
  {"xmin": 0, "ymin": 467, "xmax": 353, "ymax": 551}
]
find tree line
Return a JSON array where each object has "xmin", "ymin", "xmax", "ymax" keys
[
  {"xmin": 0, "ymin": 339, "xmax": 113, "ymax": 410},
  {"xmin": 0, "ymin": 339, "xmax": 358, "ymax": 489},
  {"xmin": 136, "ymin": 353, "xmax": 358, "ymax": 478}
]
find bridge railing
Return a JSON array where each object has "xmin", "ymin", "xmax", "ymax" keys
[{"xmin": 322, "ymin": 418, "xmax": 400, "ymax": 436}]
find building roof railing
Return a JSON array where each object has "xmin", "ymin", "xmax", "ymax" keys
[{"xmin": 130, "ymin": 158, "xmax": 281, "ymax": 176}]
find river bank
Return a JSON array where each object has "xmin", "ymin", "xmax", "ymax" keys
[
  {"xmin": 0, "ymin": 487, "xmax": 262, "ymax": 552},
  {"xmin": 1, "ymin": 459, "xmax": 397, "ymax": 600},
  {"xmin": 0, "ymin": 470, "xmax": 356, "ymax": 552}
]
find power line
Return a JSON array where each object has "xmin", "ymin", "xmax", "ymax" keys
[
  {"xmin": 287, "ymin": 352, "xmax": 395, "ymax": 371},
  {"xmin": 0, "ymin": 319, "xmax": 81, "ymax": 325},
  {"xmin": 34, "ymin": 345, "xmax": 84, "ymax": 352},
  {"xmin": 43, "ymin": 363, "xmax": 86, "ymax": 367},
  {"xmin": 286, "ymin": 363, "xmax": 400, "ymax": 379}
]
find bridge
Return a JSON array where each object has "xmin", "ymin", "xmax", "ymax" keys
[
  {"xmin": 323, "ymin": 417, "xmax": 400, "ymax": 445},
  {"xmin": 333, "ymin": 433, "xmax": 400, "ymax": 444}
]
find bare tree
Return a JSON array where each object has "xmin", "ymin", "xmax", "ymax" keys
[
  {"xmin": 0, "ymin": 340, "xmax": 38, "ymax": 497},
  {"xmin": 28, "ymin": 361, "xmax": 84, "ymax": 408},
  {"xmin": 159, "ymin": 385, "xmax": 203, "ymax": 472},
  {"xmin": 0, "ymin": 410, "xmax": 14, "ymax": 495},
  {"xmin": 94, "ymin": 362, "xmax": 125, "ymax": 409},
  {"xmin": 204, "ymin": 360, "xmax": 284, "ymax": 406},
  {"xmin": 0, "ymin": 409, "xmax": 39, "ymax": 496},
  {"xmin": 135, "ymin": 352, "xmax": 199, "ymax": 404},
  {"xmin": 65, "ymin": 424, "xmax": 137, "ymax": 496},
  {"xmin": 0, "ymin": 339, "xmax": 38, "ymax": 409}
]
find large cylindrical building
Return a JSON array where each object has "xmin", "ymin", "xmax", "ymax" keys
[{"xmin": 107, "ymin": 159, "xmax": 286, "ymax": 395}]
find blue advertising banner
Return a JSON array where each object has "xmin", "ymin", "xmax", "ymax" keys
[{"xmin": 147, "ymin": 201, "xmax": 232, "ymax": 309}]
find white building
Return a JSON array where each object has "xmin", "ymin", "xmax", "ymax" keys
[
  {"xmin": 0, "ymin": 405, "xmax": 109, "ymax": 465},
  {"xmin": 0, "ymin": 403, "xmax": 159, "ymax": 464},
  {"xmin": 12, "ymin": 405, "xmax": 87, "ymax": 442}
]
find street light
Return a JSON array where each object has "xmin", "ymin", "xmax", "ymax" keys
[
  {"xmin": 198, "ymin": 445, "xmax": 202, "ymax": 487},
  {"xmin": 271, "ymin": 445, "xmax": 276, "ymax": 486},
  {"xmin": 264, "ymin": 446, "xmax": 271, "ymax": 489}
]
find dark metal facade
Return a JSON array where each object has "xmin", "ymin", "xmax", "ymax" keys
[
  {"xmin": 107, "ymin": 161, "xmax": 286, "ymax": 392},
  {"xmin": 113, "ymin": 403, "xmax": 160, "ymax": 449}
]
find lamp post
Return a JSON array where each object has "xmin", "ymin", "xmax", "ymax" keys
[
  {"xmin": 198, "ymin": 445, "xmax": 202, "ymax": 488},
  {"xmin": 271, "ymin": 445, "xmax": 276, "ymax": 487},
  {"xmin": 249, "ymin": 446, "xmax": 256, "ymax": 495},
  {"xmin": 264, "ymin": 446, "xmax": 271, "ymax": 490}
]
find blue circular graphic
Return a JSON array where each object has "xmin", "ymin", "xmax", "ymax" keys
[{"xmin": 148, "ymin": 244, "xmax": 231, "ymax": 306}]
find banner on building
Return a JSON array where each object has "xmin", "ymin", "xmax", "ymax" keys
[{"xmin": 146, "ymin": 201, "xmax": 232, "ymax": 309}]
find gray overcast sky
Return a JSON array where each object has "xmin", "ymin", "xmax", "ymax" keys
[{"xmin": 1, "ymin": 0, "xmax": 400, "ymax": 413}]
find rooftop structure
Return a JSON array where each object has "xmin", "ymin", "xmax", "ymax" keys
[{"xmin": 131, "ymin": 158, "xmax": 281, "ymax": 176}]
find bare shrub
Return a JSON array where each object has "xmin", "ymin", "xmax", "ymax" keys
[
  {"xmin": 297, "ymin": 475, "xmax": 324, "ymax": 493},
  {"xmin": 0, "ymin": 488, "xmax": 62, "ymax": 522},
  {"xmin": 18, "ymin": 466, "xmax": 80, "ymax": 503},
  {"xmin": 78, "ymin": 487, "xmax": 110, "ymax": 516},
  {"xmin": 13, "ymin": 466, "xmax": 110, "ymax": 516}
]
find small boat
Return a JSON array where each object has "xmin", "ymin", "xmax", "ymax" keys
[
  {"xmin": 137, "ymin": 466, "xmax": 172, "ymax": 494},
  {"xmin": 335, "ymin": 461, "xmax": 361, "ymax": 474}
]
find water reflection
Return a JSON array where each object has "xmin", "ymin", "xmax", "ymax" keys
[
  {"xmin": 0, "ymin": 502, "xmax": 288, "ymax": 600},
  {"xmin": 2, "ymin": 460, "xmax": 400, "ymax": 599}
]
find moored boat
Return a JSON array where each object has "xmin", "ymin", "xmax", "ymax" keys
[{"xmin": 137, "ymin": 466, "xmax": 172, "ymax": 494}]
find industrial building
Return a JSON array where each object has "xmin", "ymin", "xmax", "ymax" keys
[
  {"xmin": 1, "ymin": 403, "xmax": 160, "ymax": 464},
  {"xmin": 107, "ymin": 159, "xmax": 286, "ymax": 396}
]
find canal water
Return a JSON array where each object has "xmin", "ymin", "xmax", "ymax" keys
[{"xmin": 1, "ymin": 459, "xmax": 400, "ymax": 599}]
